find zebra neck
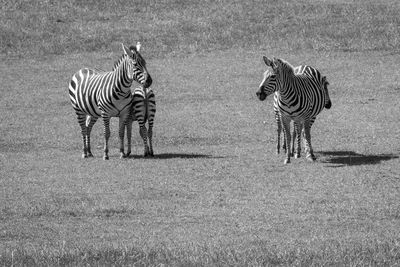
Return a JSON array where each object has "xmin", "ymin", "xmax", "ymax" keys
[
  {"xmin": 279, "ymin": 78, "xmax": 298, "ymax": 101},
  {"xmin": 114, "ymin": 61, "xmax": 134, "ymax": 94}
]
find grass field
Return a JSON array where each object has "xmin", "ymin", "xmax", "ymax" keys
[{"xmin": 1, "ymin": 0, "xmax": 400, "ymax": 266}]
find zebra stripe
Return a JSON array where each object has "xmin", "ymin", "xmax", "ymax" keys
[
  {"xmin": 68, "ymin": 43, "xmax": 152, "ymax": 160},
  {"xmin": 272, "ymin": 66, "xmax": 331, "ymax": 157},
  {"xmin": 257, "ymin": 57, "xmax": 331, "ymax": 164},
  {"xmin": 126, "ymin": 86, "xmax": 156, "ymax": 157}
]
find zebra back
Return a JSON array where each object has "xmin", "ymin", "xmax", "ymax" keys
[{"xmin": 69, "ymin": 53, "xmax": 142, "ymax": 118}]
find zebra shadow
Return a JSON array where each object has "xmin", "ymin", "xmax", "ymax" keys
[
  {"xmin": 129, "ymin": 153, "xmax": 224, "ymax": 159},
  {"xmin": 318, "ymin": 151, "xmax": 398, "ymax": 167}
]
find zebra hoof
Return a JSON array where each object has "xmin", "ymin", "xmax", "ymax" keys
[
  {"xmin": 103, "ymin": 155, "xmax": 109, "ymax": 160},
  {"xmin": 284, "ymin": 158, "xmax": 290, "ymax": 164},
  {"xmin": 144, "ymin": 150, "xmax": 151, "ymax": 158},
  {"xmin": 82, "ymin": 154, "xmax": 88, "ymax": 159},
  {"xmin": 306, "ymin": 154, "xmax": 316, "ymax": 162},
  {"xmin": 120, "ymin": 152, "xmax": 131, "ymax": 159},
  {"xmin": 295, "ymin": 153, "xmax": 301, "ymax": 159}
]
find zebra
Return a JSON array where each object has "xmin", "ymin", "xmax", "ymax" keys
[
  {"xmin": 125, "ymin": 86, "xmax": 156, "ymax": 157},
  {"xmin": 272, "ymin": 68, "xmax": 331, "ymax": 157},
  {"xmin": 256, "ymin": 57, "xmax": 331, "ymax": 164},
  {"xmin": 68, "ymin": 43, "xmax": 152, "ymax": 160}
]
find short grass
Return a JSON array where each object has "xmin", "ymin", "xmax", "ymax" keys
[
  {"xmin": 1, "ymin": 0, "xmax": 399, "ymax": 58},
  {"xmin": 1, "ymin": 0, "xmax": 400, "ymax": 266},
  {"xmin": 1, "ymin": 49, "xmax": 400, "ymax": 265}
]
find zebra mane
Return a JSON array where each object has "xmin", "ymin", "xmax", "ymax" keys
[
  {"xmin": 263, "ymin": 69, "xmax": 275, "ymax": 79},
  {"xmin": 274, "ymin": 58, "xmax": 295, "ymax": 76},
  {"xmin": 93, "ymin": 67, "xmax": 106, "ymax": 73},
  {"xmin": 113, "ymin": 54, "xmax": 136, "ymax": 71},
  {"xmin": 112, "ymin": 50, "xmax": 145, "ymax": 71},
  {"xmin": 112, "ymin": 54, "xmax": 130, "ymax": 71}
]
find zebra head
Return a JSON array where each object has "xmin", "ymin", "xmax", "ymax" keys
[
  {"xmin": 258, "ymin": 56, "xmax": 300, "ymax": 98},
  {"xmin": 121, "ymin": 43, "xmax": 152, "ymax": 88},
  {"xmin": 256, "ymin": 69, "xmax": 278, "ymax": 101},
  {"xmin": 257, "ymin": 56, "xmax": 283, "ymax": 101}
]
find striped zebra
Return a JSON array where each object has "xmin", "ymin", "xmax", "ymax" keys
[
  {"xmin": 273, "ymin": 68, "xmax": 331, "ymax": 157},
  {"xmin": 125, "ymin": 86, "xmax": 156, "ymax": 157},
  {"xmin": 68, "ymin": 43, "xmax": 152, "ymax": 160},
  {"xmin": 256, "ymin": 57, "xmax": 331, "ymax": 164}
]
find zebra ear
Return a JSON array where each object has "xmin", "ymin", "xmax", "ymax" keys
[
  {"xmin": 271, "ymin": 58, "xmax": 280, "ymax": 69},
  {"xmin": 136, "ymin": 42, "xmax": 141, "ymax": 52},
  {"xmin": 121, "ymin": 43, "xmax": 133, "ymax": 57},
  {"xmin": 263, "ymin": 56, "xmax": 275, "ymax": 68}
]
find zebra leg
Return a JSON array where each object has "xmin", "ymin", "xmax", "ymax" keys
[
  {"xmin": 77, "ymin": 113, "xmax": 89, "ymax": 158},
  {"xmin": 147, "ymin": 124, "xmax": 154, "ymax": 157},
  {"xmin": 291, "ymin": 122, "xmax": 296, "ymax": 157},
  {"xmin": 303, "ymin": 120, "xmax": 316, "ymax": 162},
  {"xmin": 277, "ymin": 118, "xmax": 282, "ymax": 154},
  {"xmin": 102, "ymin": 115, "xmax": 111, "ymax": 160},
  {"xmin": 281, "ymin": 116, "xmax": 292, "ymax": 164},
  {"xmin": 126, "ymin": 116, "xmax": 133, "ymax": 158},
  {"xmin": 147, "ymin": 97, "xmax": 155, "ymax": 157},
  {"xmin": 139, "ymin": 124, "xmax": 150, "ymax": 157},
  {"xmin": 294, "ymin": 122, "xmax": 302, "ymax": 159},
  {"xmin": 118, "ymin": 116, "xmax": 126, "ymax": 159},
  {"xmin": 85, "ymin": 116, "xmax": 97, "ymax": 157},
  {"xmin": 118, "ymin": 111, "xmax": 131, "ymax": 159}
]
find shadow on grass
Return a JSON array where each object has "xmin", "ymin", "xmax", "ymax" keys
[
  {"xmin": 130, "ymin": 153, "xmax": 224, "ymax": 159},
  {"xmin": 319, "ymin": 151, "xmax": 398, "ymax": 167}
]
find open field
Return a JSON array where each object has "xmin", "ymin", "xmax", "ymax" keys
[
  {"xmin": 1, "ymin": 0, "xmax": 400, "ymax": 58},
  {"xmin": 1, "ymin": 0, "xmax": 400, "ymax": 266}
]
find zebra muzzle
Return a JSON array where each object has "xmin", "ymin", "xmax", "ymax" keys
[
  {"xmin": 256, "ymin": 90, "xmax": 266, "ymax": 101},
  {"xmin": 143, "ymin": 74, "xmax": 153, "ymax": 88},
  {"xmin": 325, "ymin": 100, "xmax": 332, "ymax": 109}
]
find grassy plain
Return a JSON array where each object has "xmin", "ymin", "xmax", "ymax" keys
[{"xmin": 1, "ymin": 0, "xmax": 400, "ymax": 266}]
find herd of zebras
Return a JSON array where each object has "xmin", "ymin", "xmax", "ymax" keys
[{"xmin": 68, "ymin": 42, "xmax": 331, "ymax": 164}]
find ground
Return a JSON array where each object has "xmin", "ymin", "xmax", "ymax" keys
[{"xmin": 1, "ymin": 0, "xmax": 400, "ymax": 265}]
